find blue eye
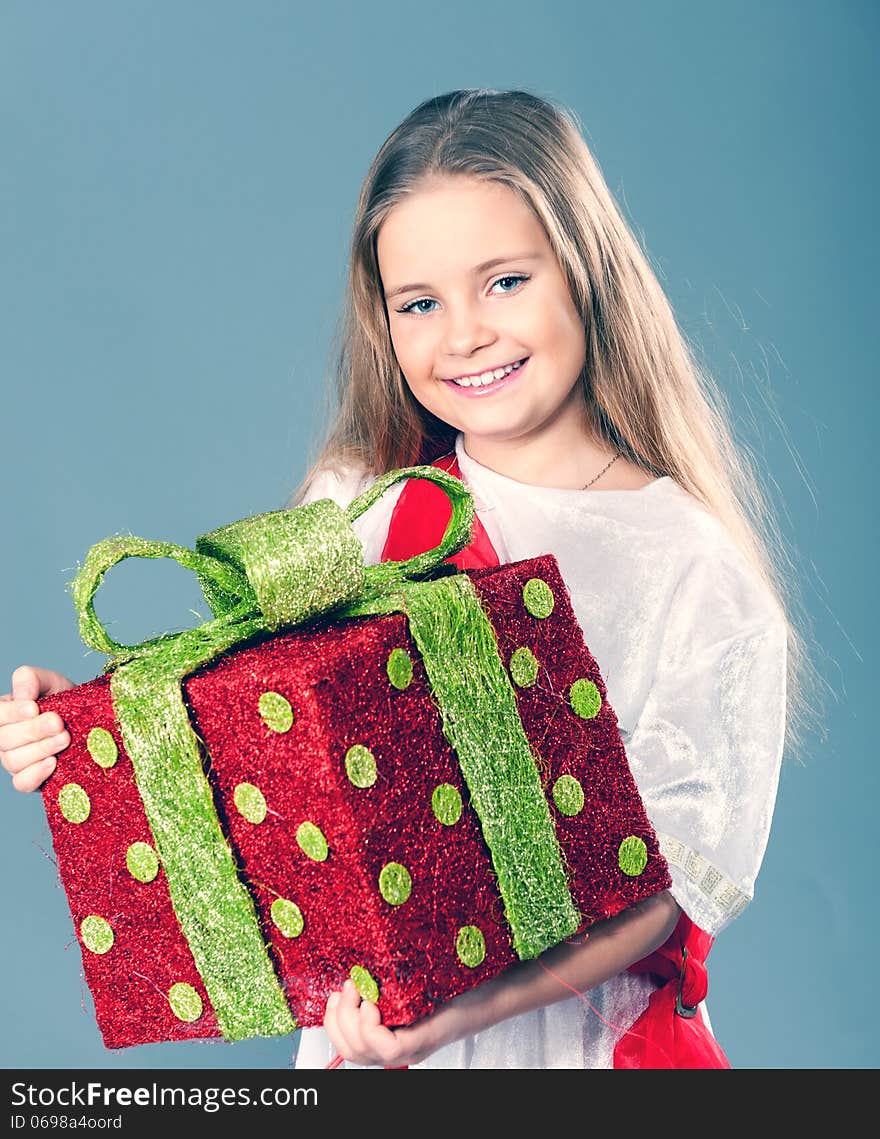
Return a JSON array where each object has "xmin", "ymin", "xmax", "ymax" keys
[
  {"xmin": 395, "ymin": 273, "xmax": 529, "ymax": 316},
  {"xmin": 400, "ymin": 297, "xmax": 438, "ymax": 316},
  {"xmin": 493, "ymin": 274, "xmax": 528, "ymax": 295}
]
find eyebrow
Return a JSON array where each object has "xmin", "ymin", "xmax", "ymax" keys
[{"xmin": 383, "ymin": 253, "xmax": 542, "ymax": 301}]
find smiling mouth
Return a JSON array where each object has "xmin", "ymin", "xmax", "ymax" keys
[{"xmin": 442, "ymin": 357, "xmax": 529, "ymax": 389}]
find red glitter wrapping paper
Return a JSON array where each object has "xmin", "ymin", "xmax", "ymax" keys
[{"xmin": 39, "ymin": 553, "xmax": 671, "ymax": 1050}]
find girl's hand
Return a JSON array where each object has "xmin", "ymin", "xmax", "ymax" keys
[
  {"xmin": 0, "ymin": 666, "xmax": 75, "ymax": 792},
  {"xmin": 322, "ymin": 892, "xmax": 681, "ymax": 1067},
  {"xmin": 324, "ymin": 980, "xmax": 452, "ymax": 1067}
]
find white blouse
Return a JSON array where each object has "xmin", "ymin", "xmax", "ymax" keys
[{"xmin": 290, "ymin": 433, "xmax": 788, "ymax": 1069}]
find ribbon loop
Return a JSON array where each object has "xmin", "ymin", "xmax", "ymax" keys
[
  {"xmin": 71, "ymin": 534, "xmax": 253, "ymax": 659},
  {"xmin": 196, "ymin": 499, "xmax": 366, "ymax": 631},
  {"xmin": 347, "ymin": 465, "xmax": 475, "ymax": 591}
]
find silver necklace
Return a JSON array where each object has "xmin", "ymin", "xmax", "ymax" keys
[
  {"xmin": 439, "ymin": 447, "xmax": 623, "ymax": 489},
  {"xmin": 583, "ymin": 451, "xmax": 622, "ymax": 490}
]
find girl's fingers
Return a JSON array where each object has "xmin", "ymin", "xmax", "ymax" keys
[
  {"xmin": 11, "ymin": 666, "xmax": 74, "ymax": 700},
  {"xmin": 0, "ymin": 675, "xmax": 67, "ymax": 792},
  {"xmin": 11, "ymin": 755, "xmax": 57, "ymax": 793},
  {"xmin": 0, "ymin": 709, "xmax": 65, "ymax": 752},
  {"xmin": 324, "ymin": 984, "xmax": 406, "ymax": 1067},
  {"xmin": 324, "ymin": 991, "xmax": 359, "ymax": 1061},
  {"xmin": 337, "ymin": 981, "xmax": 367, "ymax": 1057},
  {"xmin": 0, "ymin": 668, "xmax": 74, "ymax": 740},
  {"xmin": 1, "ymin": 729, "xmax": 70, "ymax": 774},
  {"xmin": 339, "ymin": 981, "xmax": 405, "ymax": 1066},
  {"xmin": 9, "ymin": 666, "xmax": 42, "ymax": 703},
  {"xmin": 357, "ymin": 1000, "xmax": 397, "ymax": 1059},
  {"xmin": 0, "ymin": 698, "xmax": 38, "ymax": 727},
  {"xmin": 325, "ymin": 982, "xmax": 371, "ymax": 1063},
  {"xmin": 323, "ymin": 991, "xmax": 348, "ymax": 1051},
  {"xmin": 357, "ymin": 995, "xmax": 409, "ymax": 1066}
]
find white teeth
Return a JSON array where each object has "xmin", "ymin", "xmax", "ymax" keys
[{"xmin": 452, "ymin": 358, "xmax": 525, "ymax": 387}]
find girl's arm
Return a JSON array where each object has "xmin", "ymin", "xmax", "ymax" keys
[{"xmin": 323, "ymin": 888, "xmax": 681, "ymax": 1067}]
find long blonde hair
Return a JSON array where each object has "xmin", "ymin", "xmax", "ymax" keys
[{"xmin": 288, "ymin": 87, "xmax": 823, "ymax": 760}]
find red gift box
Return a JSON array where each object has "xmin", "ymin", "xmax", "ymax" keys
[{"xmin": 39, "ymin": 468, "xmax": 670, "ymax": 1050}]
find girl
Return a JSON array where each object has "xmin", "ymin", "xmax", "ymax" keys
[{"xmin": 1, "ymin": 89, "xmax": 807, "ymax": 1069}]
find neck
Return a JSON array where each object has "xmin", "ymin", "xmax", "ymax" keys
[{"xmin": 460, "ymin": 411, "xmax": 619, "ymax": 491}]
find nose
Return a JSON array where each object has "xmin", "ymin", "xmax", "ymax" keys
[{"xmin": 441, "ymin": 299, "xmax": 496, "ymax": 358}]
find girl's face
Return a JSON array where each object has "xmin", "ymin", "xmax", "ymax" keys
[{"xmin": 377, "ymin": 176, "xmax": 588, "ymax": 450}]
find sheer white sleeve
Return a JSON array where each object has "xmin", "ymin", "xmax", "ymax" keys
[{"xmin": 624, "ymin": 551, "xmax": 788, "ymax": 937}]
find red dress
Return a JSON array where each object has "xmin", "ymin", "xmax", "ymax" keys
[{"xmin": 380, "ymin": 454, "xmax": 730, "ymax": 1069}]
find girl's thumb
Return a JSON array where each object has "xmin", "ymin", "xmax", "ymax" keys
[{"xmin": 11, "ymin": 666, "xmax": 39, "ymax": 701}]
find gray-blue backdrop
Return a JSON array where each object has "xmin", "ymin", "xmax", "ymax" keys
[{"xmin": 2, "ymin": 0, "xmax": 875, "ymax": 1070}]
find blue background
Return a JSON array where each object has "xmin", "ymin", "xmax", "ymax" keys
[{"xmin": 1, "ymin": 1, "xmax": 875, "ymax": 1070}]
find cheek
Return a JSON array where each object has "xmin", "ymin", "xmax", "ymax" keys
[
  {"xmin": 392, "ymin": 338, "xmax": 434, "ymax": 401},
  {"xmin": 390, "ymin": 322, "xmax": 433, "ymax": 375},
  {"xmin": 401, "ymin": 371, "xmax": 446, "ymax": 422},
  {"xmin": 499, "ymin": 287, "xmax": 583, "ymax": 366},
  {"xmin": 533, "ymin": 317, "xmax": 586, "ymax": 397},
  {"xmin": 391, "ymin": 324, "xmax": 442, "ymax": 396},
  {"xmin": 542, "ymin": 301, "xmax": 585, "ymax": 362}
]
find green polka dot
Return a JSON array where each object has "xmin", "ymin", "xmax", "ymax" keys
[
  {"xmin": 378, "ymin": 862, "xmax": 412, "ymax": 906},
  {"xmin": 126, "ymin": 841, "xmax": 160, "ymax": 883},
  {"xmin": 233, "ymin": 782, "xmax": 267, "ymax": 824},
  {"xmin": 618, "ymin": 835, "xmax": 648, "ymax": 877},
  {"xmin": 456, "ymin": 925, "xmax": 486, "ymax": 968},
  {"xmin": 431, "ymin": 783, "xmax": 463, "ymax": 826},
  {"xmin": 80, "ymin": 915, "xmax": 114, "ymax": 955},
  {"xmin": 510, "ymin": 646, "xmax": 539, "ymax": 688},
  {"xmin": 58, "ymin": 783, "xmax": 90, "ymax": 824},
  {"xmin": 345, "ymin": 744, "xmax": 377, "ymax": 788},
  {"xmin": 387, "ymin": 647, "xmax": 413, "ymax": 690},
  {"xmin": 570, "ymin": 678, "xmax": 602, "ymax": 719},
  {"xmin": 270, "ymin": 897, "xmax": 304, "ymax": 938},
  {"xmin": 552, "ymin": 774, "xmax": 585, "ymax": 816},
  {"xmin": 296, "ymin": 821, "xmax": 328, "ymax": 862},
  {"xmin": 523, "ymin": 578, "xmax": 555, "ymax": 618},
  {"xmin": 168, "ymin": 982, "xmax": 203, "ymax": 1023},
  {"xmin": 86, "ymin": 727, "xmax": 117, "ymax": 769},
  {"xmin": 350, "ymin": 965, "xmax": 379, "ymax": 1003},
  {"xmin": 258, "ymin": 690, "xmax": 294, "ymax": 733}
]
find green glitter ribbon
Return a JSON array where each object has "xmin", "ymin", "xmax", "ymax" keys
[
  {"xmin": 372, "ymin": 575, "xmax": 580, "ymax": 958},
  {"xmin": 71, "ymin": 466, "xmax": 578, "ymax": 1037}
]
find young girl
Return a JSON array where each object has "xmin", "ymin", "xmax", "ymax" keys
[{"xmin": 1, "ymin": 88, "xmax": 804, "ymax": 1069}]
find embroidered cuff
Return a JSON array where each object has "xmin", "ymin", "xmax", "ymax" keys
[{"xmin": 655, "ymin": 831, "xmax": 751, "ymax": 937}]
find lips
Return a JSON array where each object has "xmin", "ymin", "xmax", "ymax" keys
[{"xmin": 441, "ymin": 357, "xmax": 530, "ymax": 398}]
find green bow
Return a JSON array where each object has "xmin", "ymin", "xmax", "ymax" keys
[
  {"xmin": 73, "ymin": 466, "xmax": 475, "ymax": 667},
  {"xmin": 70, "ymin": 466, "xmax": 579, "ymax": 1041}
]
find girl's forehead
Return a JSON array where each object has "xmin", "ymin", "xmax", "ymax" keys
[{"xmin": 377, "ymin": 179, "xmax": 548, "ymax": 278}]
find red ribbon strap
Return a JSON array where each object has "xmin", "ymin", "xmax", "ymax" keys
[
  {"xmin": 380, "ymin": 453, "xmax": 500, "ymax": 569},
  {"xmin": 613, "ymin": 910, "xmax": 730, "ymax": 1068}
]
